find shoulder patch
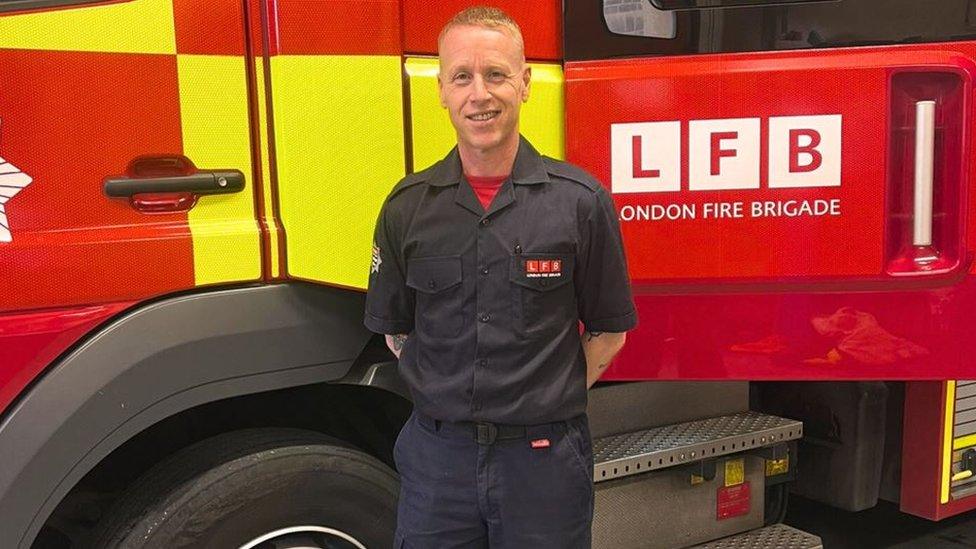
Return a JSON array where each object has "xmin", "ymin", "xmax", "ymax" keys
[
  {"xmin": 387, "ymin": 163, "xmax": 436, "ymax": 200},
  {"xmin": 542, "ymin": 157, "xmax": 602, "ymax": 192}
]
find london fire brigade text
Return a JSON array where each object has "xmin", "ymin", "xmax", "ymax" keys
[{"xmin": 618, "ymin": 199, "xmax": 841, "ymax": 221}]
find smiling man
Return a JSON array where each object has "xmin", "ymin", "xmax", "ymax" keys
[{"xmin": 364, "ymin": 6, "xmax": 637, "ymax": 548}]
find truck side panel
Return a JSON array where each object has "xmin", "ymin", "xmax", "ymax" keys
[
  {"xmin": 568, "ymin": 41, "xmax": 976, "ymax": 380},
  {"xmin": 0, "ymin": 283, "xmax": 371, "ymax": 549}
]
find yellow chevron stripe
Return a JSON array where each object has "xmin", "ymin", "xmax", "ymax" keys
[
  {"xmin": 178, "ymin": 54, "xmax": 261, "ymax": 285},
  {"xmin": 270, "ymin": 54, "xmax": 404, "ymax": 289},
  {"xmin": 405, "ymin": 57, "xmax": 565, "ymax": 171},
  {"xmin": 0, "ymin": 0, "xmax": 175, "ymax": 54}
]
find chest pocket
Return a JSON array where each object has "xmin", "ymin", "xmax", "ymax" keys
[
  {"xmin": 509, "ymin": 253, "xmax": 576, "ymax": 337},
  {"xmin": 406, "ymin": 256, "xmax": 464, "ymax": 338}
]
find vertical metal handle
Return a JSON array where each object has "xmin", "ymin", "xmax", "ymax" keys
[{"xmin": 914, "ymin": 100, "xmax": 936, "ymax": 247}]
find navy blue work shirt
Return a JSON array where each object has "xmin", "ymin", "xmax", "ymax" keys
[{"xmin": 364, "ymin": 136, "xmax": 637, "ymax": 425}]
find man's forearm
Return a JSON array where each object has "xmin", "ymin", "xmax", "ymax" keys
[
  {"xmin": 385, "ymin": 333, "xmax": 408, "ymax": 359},
  {"xmin": 582, "ymin": 331, "xmax": 627, "ymax": 388}
]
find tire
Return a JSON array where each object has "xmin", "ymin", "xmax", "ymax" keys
[{"xmin": 86, "ymin": 428, "xmax": 399, "ymax": 549}]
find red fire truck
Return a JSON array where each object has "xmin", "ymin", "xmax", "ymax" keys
[{"xmin": 1, "ymin": 0, "xmax": 974, "ymax": 547}]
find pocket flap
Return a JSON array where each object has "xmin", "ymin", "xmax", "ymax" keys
[
  {"xmin": 406, "ymin": 256, "xmax": 463, "ymax": 294},
  {"xmin": 509, "ymin": 253, "xmax": 574, "ymax": 291}
]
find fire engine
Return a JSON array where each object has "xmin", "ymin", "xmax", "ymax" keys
[{"xmin": 1, "ymin": 0, "xmax": 974, "ymax": 547}]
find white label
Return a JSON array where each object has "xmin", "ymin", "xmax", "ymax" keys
[
  {"xmin": 768, "ymin": 115, "xmax": 842, "ymax": 188},
  {"xmin": 611, "ymin": 121, "xmax": 681, "ymax": 194},
  {"xmin": 689, "ymin": 118, "xmax": 761, "ymax": 191}
]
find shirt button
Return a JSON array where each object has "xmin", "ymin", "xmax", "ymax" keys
[
  {"xmin": 481, "ymin": 266, "xmax": 489, "ymax": 275},
  {"xmin": 478, "ymin": 358, "xmax": 488, "ymax": 367},
  {"xmin": 479, "ymin": 312, "xmax": 491, "ymax": 323},
  {"xmin": 540, "ymin": 279, "xmax": 549, "ymax": 287},
  {"xmin": 427, "ymin": 279, "xmax": 436, "ymax": 289},
  {"xmin": 480, "ymin": 218, "xmax": 490, "ymax": 227}
]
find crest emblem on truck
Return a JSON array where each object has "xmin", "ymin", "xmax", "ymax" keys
[{"xmin": 0, "ymin": 119, "xmax": 32, "ymax": 243}]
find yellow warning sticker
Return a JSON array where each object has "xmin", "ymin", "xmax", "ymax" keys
[
  {"xmin": 725, "ymin": 458, "xmax": 745, "ymax": 487},
  {"xmin": 766, "ymin": 457, "xmax": 790, "ymax": 477}
]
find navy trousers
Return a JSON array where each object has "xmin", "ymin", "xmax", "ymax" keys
[{"xmin": 393, "ymin": 410, "xmax": 594, "ymax": 548}]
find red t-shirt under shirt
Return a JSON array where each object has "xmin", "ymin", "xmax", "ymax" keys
[{"xmin": 465, "ymin": 174, "xmax": 509, "ymax": 210}]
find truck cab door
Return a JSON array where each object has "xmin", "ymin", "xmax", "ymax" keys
[
  {"xmin": 0, "ymin": 0, "xmax": 262, "ymax": 317},
  {"xmin": 254, "ymin": 0, "xmax": 405, "ymax": 290}
]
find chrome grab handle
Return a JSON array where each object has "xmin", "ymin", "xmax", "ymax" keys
[{"xmin": 913, "ymin": 100, "xmax": 936, "ymax": 248}]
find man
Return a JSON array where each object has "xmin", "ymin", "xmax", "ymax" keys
[{"xmin": 364, "ymin": 6, "xmax": 637, "ymax": 548}]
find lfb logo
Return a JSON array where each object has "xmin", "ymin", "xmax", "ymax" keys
[
  {"xmin": 610, "ymin": 115, "xmax": 842, "ymax": 194},
  {"xmin": 0, "ymin": 118, "xmax": 32, "ymax": 243}
]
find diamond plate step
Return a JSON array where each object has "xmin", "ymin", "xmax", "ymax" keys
[
  {"xmin": 593, "ymin": 412, "xmax": 803, "ymax": 483},
  {"xmin": 689, "ymin": 523, "xmax": 823, "ymax": 548}
]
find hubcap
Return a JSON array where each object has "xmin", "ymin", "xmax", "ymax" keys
[{"xmin": 239, "ymin": 526, "xmax": 368, "ymax": 549}]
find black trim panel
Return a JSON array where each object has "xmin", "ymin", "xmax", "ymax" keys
[
  {"xmin": 567, "ymin": 0, "xmax": 976, "ymax": 61},
  {"xmin": 0, "ymin": 283, "xmax": 372, "ymax": 548}
]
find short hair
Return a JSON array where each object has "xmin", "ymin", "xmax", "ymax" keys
[{"xmin": 437, "ymin": 6, "xmax": 525, "ymax": 60}]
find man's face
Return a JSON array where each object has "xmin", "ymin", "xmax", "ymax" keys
[{"xmin": 438, "ymin": 25, "xmax": 531, "ymax": 155}]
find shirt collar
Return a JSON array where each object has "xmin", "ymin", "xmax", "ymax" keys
[{"xmin": 428, "ymin": 134, "xmax": 551, "ymax": 187}]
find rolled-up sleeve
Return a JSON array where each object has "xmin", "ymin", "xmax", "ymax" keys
[
  {"xmin": 576, "ymin": 186, "xmax": 638, "ymax": 333},
  {"xmin": 364, "ymin": 199, "xmax": 414, "ymax": 335}
]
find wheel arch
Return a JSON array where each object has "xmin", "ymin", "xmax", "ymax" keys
[{"xmin": 0, "ymin": 282, "xmax": 391, "ymax": 548}]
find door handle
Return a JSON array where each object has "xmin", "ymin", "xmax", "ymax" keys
[{"xmin": 104, "ymin": 170, "xmax": 245, "ymax": 198}]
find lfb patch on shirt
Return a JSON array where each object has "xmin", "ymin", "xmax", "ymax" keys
[
  {"xmin": 525, "ymin": 259, "xmax": 562, "ymax": 278},
  {"xmin": 371, "ymin": 242, "xmax": 383, "ymax": 274}
]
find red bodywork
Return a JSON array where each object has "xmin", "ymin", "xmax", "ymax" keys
[
  {"xmin": 0, "ymin": 0, "xmax": 972, "ymax": 522},
  {"xmin": 0, "ymin": 304, "xmax": 133, "ymax": 413},
  {"xmin": 566, "ymin": 43, "xmax": 976, "ymax": 380},
  {"xmin": 0, "ymin": 0, "xmax": 250, "ymax": 415},
  {"xmin": 565, "ymin": 39, "xmax": 976, "ymax": 520},
  {"xmin": 402, "ymin": 0, "xmax": 561, "ymax": 60}
]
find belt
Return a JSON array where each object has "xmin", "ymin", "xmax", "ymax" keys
[{"xmin": 415, "ymin": 410, "xmax": 531, "ymax": 445}]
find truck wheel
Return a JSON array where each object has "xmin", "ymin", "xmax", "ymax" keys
[{"xmin": 87, "ymin": 428, "xmax": 398, "ymax": 549}]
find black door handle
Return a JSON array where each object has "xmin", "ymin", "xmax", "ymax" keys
[{"xmin": 104, "ymin": 170, "xmax": 245, "ymax": 198}]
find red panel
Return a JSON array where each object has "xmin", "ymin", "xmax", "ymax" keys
[
  {"xmin": 402, "ymin": 0, "xmax": 561, "ymax": 61},
  {"xmin": 569, "ymin": 41, "xmax": 976, "ymax": 381},
  {"xmin": 248, "ymin": 0, "xmax": 265, "ymax": 56},
  {"xmin": 602, "ymin": 278, "xmax": 976, "ymax": 380},
  {"xmin": 0, "ymin": 49, "xmax": 193, "ymax": 313},
  {"xmin": 900, "ymin": 381, "xmax": 947, "ymax": 519},
  {"xmin": 174, "ymin": 0, "xmax": 246, "ymax": 55},
  {"xmin": 0, "ymin": 302, "xmax": 132, "ymax": 415},
  {"xmin": 928, "ymin": 483, "xmax": 976, "ymax": 519},
  {"xmin": 900, "ymin": 381, "xmax": 976, "ymax": 521},
  {"xmin": 269, "ymin": 0, "xmax": 401, "ymax": 55},
  {"xmin": 567, "ymin": 46, "xmax": 976, "ymax": 285}
]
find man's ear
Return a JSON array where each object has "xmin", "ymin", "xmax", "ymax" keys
[
  {"xmin": 521, "ymin": 65, "xmax": 532, "ymax": 103},
  {"xmin": 437, "ymin": 71, "xmax": 447, "ymax": 108}
]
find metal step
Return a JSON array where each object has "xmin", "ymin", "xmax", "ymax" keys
[
  {"xmin": 593, "ymin": 412, "xmax": 803, "ymax": 483},
  {"xmin": 689, "ymin": 523, "xmax": 823, "ymax": 548}
]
